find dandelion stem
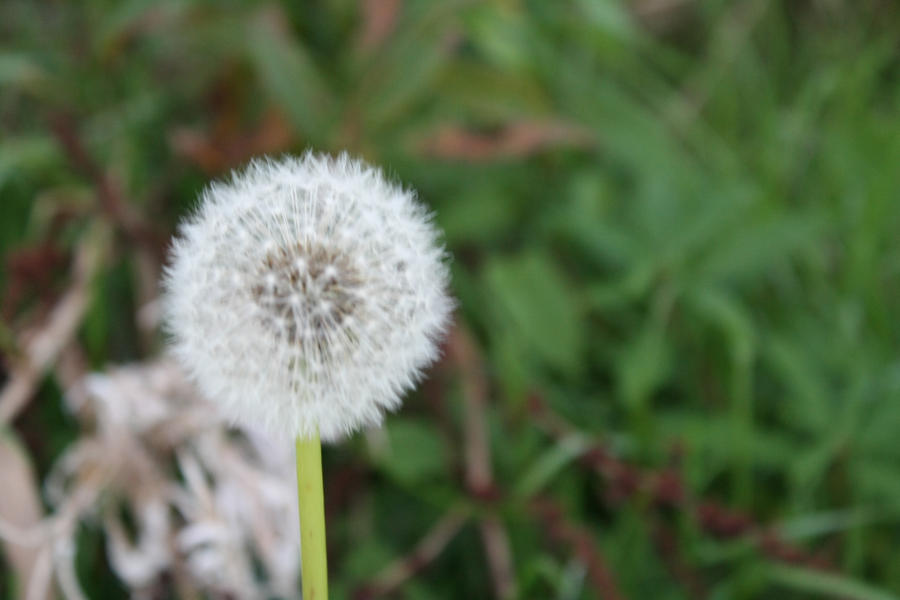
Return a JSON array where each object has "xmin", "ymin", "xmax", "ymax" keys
[{"xmin": 296, "ymin": 432, "xmax": 328, "ymax": 599}]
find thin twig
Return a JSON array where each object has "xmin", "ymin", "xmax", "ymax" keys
[
  {"xmin": 48, "ymin": 113, "xmax": 162, "ymax": 256},
  {"xmin": 0, "ymin": 233, "xmax": 105, "ymax": 425},
  {"xmin": 651, "ymin": 518, "xmax": 707, "ymax": 598},
  {"xmin": 54, "ymin": 538, "xmax": 88, "ymax": 600},
  {"xmin": 0, "ymin": 434, "xmax": 52, "ymax": 600},
  {"xmin": 448, "ymin": 325, "xmax": 516, "ymax": 599},
  {"xmin": 532, "ymin": 497, "xmax": 626, "ymax": 600},
  {"xmin": 354, "ymin": 509, "xmax": 468, "ymax": 599},
  {"xmin": 528, "ymin": 392, "xmax": 833, "ymax": 574},
  {"xmin": 25, "ymin": 548, "xmax": 53, "ymax": 600},
  {"xmin": 449, "ymin": 325, "xmax": 494, "ymax": 497},
  {"xmin": 479, "ymin": 518, "xmax": 517, "ymax": 600}
]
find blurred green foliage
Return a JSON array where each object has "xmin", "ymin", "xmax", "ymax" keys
[{"xmin": 2, "ymin": 0, "xmax": 900, "ymax": 598}]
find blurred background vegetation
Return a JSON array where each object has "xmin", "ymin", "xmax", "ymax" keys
[{"xmin": 2, "ymin": 0, "xmax": 900, "ymax": 598}]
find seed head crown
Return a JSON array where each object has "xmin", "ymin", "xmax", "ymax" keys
[{"xmin": 164, "ymin": 153, "xmax": 452, "ymax": 441}]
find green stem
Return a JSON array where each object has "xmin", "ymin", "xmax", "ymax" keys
[{"xmin": 296, "ymin": 432, "xmax": 328, "ymax": 600}]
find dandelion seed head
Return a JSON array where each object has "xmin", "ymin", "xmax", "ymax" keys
[{"xmin": 164, "ymin": 152, "xmax": 452, "ymax": 441}]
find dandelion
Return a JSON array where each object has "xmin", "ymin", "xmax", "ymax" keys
[{"xmin": 164, "ymin": 152, "xmax": 452, "ymax": 598}]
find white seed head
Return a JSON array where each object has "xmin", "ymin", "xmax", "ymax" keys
[{"xmin": 163, "ymin": 152, "xmax": 452, "ymax": 442}]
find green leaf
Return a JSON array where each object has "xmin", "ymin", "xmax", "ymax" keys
[
  {"xmin": 513, "ymin": 433, "xmax": 591, "ymax": 497},
  {"xmin": 686, "ymin": 288, "xmax": 755, "ymax": 365},
  {"xmin": 362, "ymin": 26, "xmax": 449, "ymax": 131},
  {"xmin": 379, "ymin": 419, "xmax": 448, "ymax": 485},
  {"xmin": 776, "ymin": 506, "xmax": 900, "ymax": 541},
  {"xmin": 465, "ymin": 4, "xmax": 532, "ymax": 73},
  {"xmin": 340, "ymin": 537, "xmax": 395, "ymax": 583},
  {"xmin": 437, "ymin": 62, "xmax": 551, "ymax": 120},
  {"xmin": 0, "ymin": 52, "xmax": 45, "ymax": 90},
  {"xmin": 483, "ymin": 252, "xmax": 583, "ymax": 376},
  {"xmin": 694, "ymin": 214, "xmax": 825, "ymax": 286},
  {"xmin": 438, "ymin": 186, "xmax": 519, "ymax": 246},
  {"xmin": 617, "ymin": 320, "xmax": 670, "ymax": 412},
  {"xmin": 0, "ymin": 136, "xmax": 62, "ymax": 191},
  {"xmin": 763, "ymin": 334, "xmax": 832, "ymax": 434},
  {"xmin": 247, "ymin": 9, "xmax": 334, "ymax": 143},
  {"xmin": 573, "ymin": 0, "xmax": 635, "ymax": 41},
  {"xmin": 768, "ymin": 564, "xmax": 899, "ymax": 600}
]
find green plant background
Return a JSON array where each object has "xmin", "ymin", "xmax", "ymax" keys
[{"xmin": 2, "ymin": 1, "xmax": 900, "ymax": 598}]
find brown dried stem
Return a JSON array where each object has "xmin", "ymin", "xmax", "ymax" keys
[
  {"xmin": 0, "ymin": 434, "xmax": 51, "ymax": 600},
  {"xmin": 527, "ymin": 392, "xmax": 833, "ymax": 574},
  {"xmin": 48, "ymin": 113, "xmax": 162, "ymax": 256},
  {"xmin": 353, "ymin": 509, "xmax": 468, "ymax": 600},
  {"xmin": 0, "ymin": 232, "xmax": 105, "ymax": 425},
  {"xmin": 448, "ymin": 325, "xmax": 516, "ymax": 600},
  {"xmin": 531, "ymin": 497, "xmax": 626, "ymax": 600}
]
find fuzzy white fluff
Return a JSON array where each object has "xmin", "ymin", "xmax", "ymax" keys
[{"xmin": 164, "ymin": 153, "xmax": 452, "ymax": 442}]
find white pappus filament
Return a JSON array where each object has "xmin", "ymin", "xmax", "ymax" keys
[{"xmin": 164, "ymin": 152, "xmax": 452, "ymax": 441}]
